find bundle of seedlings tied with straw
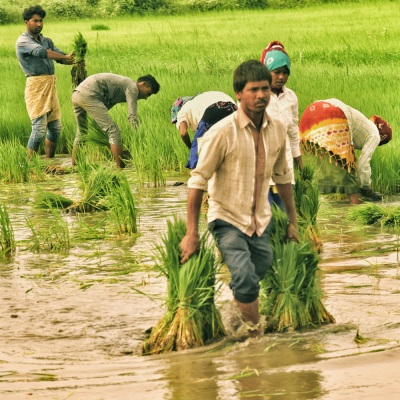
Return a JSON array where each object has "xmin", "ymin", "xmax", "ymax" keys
[
  {"xmin": 294, "ymin": 164, "xmax": 322, "ymax": 253},
  {"xmin": 142, "ymin": 216, "xmax": 225, "ymax": 355},
  {"xmin": 34, "ymin": 159, "xmax": 125, "ymax": 214},
  {"xmin": 260, "ymin": 206, "xmax": 335, "ymax": 333},
  {"xmin": 347, "ymin": 203, "xmax": 400, "ymax": 227},
  {"xmin": 71, "ymin": 31, "xmax": 87, "ymax": 88}
]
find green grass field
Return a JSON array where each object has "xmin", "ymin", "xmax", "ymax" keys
[{"xmin": 1, "ymin": 0, "xmax": 399, "ymax": 192}]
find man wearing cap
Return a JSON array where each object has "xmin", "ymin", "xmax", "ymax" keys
[{"xmin": 299, "ymin": 98, "xmax": 392, "ymax": 204}]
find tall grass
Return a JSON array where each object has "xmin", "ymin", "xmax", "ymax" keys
[
  {"xmin": 0, "ymin": 139, "xmax": 44, "ymax": 183},
  {"xmin": 0, "ymin": 202, "xmax": 15, "ymax": 256},
  {"xmin": 1, "ymin": 0, "xmax": 399, "ymax": 192}
]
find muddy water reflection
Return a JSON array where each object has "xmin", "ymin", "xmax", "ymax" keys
[{"xmin": 1, "ymin": 163, "xmax": 400, "ymax": 399}]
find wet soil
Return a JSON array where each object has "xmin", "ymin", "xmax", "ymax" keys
[{"xmin": 1, "ymin": 159, "xmax": 399, "ymax": 399}]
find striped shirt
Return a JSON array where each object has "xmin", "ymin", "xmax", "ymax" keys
[
  {"xmin": 324, "ymin": 99, "xmax": 380, "ymax": 189},
  {"xmin": 188, "ymin": 107, "xmax": 291, "ymax": 237}
]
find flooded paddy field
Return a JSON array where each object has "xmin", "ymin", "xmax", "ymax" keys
[{"xmin": 1, "ymin": 157, "xmax": 399, "ymax": 400}]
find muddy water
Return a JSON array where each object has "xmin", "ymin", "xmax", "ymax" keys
[{"xmin": 1, "ymin": 159, "xmax": 400, "ymax": 400}]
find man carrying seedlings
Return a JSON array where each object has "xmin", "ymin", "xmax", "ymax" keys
[
  {"xmin": 299, "ymin": 99, "xmax": 393, "ymax": 204},
  {"xmin": 16, "ymin": 5, "xmax": 75, "ymax": 158},
  {"xmin": 71, "ymin": 73, "xmax": 160, "ymax": 168},
  {"xmin": 180, "ymin": 60, "xmax": 299, "ymax": 338},
  {"xmin": 171, "ymin": 91, "xmax": 237, "ymax": 169}
]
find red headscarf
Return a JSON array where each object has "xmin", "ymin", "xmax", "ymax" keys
[
  {"xmin": 260, "ymin": 41, "xmax": 289, "ymax": 65},
  {"xmin": 370, "ymin": 116, "xmax": 392, "ymax": 146}
]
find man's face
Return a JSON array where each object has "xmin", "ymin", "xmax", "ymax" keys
[
  {"xmin": 270, "ymin": 67, "xmax": 289, "ymax": 90},
  {"xmin": 235, "ymin": 80, "xmax": 270, "ymax": 115},
  {"xmin": 25, "ymin": 14, "xmax": 44, "ymax": 36},
  {"xmin": 138, "ymin": 83, "xmax": 153, "ymax": 100}
]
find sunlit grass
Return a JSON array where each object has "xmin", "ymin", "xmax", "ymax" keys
[{"xmin": 1, "ymin": 1, "xmax": 397, "ymax": 192}]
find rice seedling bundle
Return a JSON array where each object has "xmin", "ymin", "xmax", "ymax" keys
[
  {"xmin": 260, "ymin": 206, "xmax": 335, "ymax": 333},
  {"xmin": 71, "ymin": 31, "xmax": 88, "ymax": 88},
  {"xmin": 348, "ymin": 203, "xmax": 400, "ymax": 227},
  {"xmin": 34, "ymin": 191, "xmax": 74, "ymax": 209},
  {"xmin": 142, "ymin": 217, "xmax": 225, "ymax": 355},
  {"xmin": 294, "ymin": 164, "xmax": 322, "ymax": 253}
]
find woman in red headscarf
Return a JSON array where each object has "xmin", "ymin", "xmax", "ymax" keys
[{"xmin": 299, "ymin": 98, "xmax": 392, "ymax": 204}]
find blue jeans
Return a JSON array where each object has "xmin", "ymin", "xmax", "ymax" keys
[
  {"xmin": 28, "ymin": 115, "xmax": 61, "ymax": 151},
  {"xmin": 208, "ymin": 219, "xmax": 273, "ymax": 303}
]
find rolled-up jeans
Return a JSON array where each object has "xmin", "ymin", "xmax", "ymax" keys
[
  {"xmin": 28, "ymin": 115, "xmax": 61, "ymax": 151},
  {"xmin": 208, "ymin": 219, "xmax": 273, "ymax": 304}
]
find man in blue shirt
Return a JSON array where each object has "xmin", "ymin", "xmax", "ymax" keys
[{"xmin": 16, "ymin": 5, "xmax": 75, "ymax": 158}]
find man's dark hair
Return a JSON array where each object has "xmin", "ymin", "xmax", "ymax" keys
[
  {"xmin": 23, "ymin": 5, "xmax": 46, "ymax": 21},
  {"xmin": 137, "ymin": 74, "xmax": 160, "ymax": 94},
  {"xmin": 233, "ymin": 60, "xmax": 272, "ymax": 93}
]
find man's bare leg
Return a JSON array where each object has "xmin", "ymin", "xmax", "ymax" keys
[
  {"xmin": 45, "ymin": 139, "xmax": 57, "ymax": 158},
  {"xmin": 110, "ymin": 143, "xmax": 125, "ymax": 169},
  {"xmin": 234, "ymin": 298, "xmax": 263, "ymax": 338},
  {"xmin": 348, "ymin": 193, "xmax": 362, "ymax": 204}
]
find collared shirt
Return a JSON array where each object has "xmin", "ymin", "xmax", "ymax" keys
[
  {"xmin": 323, "ymin": 98, "xmax": 380, "ymax": 189},
  {"xmin": 176, "ymin": 91, "xmax": 235, "ymax": 131},
  {"xmin": 188, "ymin": 107, "xmax": 291, "ymax": 237},
  {"xmin": 16, "ymin": 31, "xmax": 65, "ymax": 77},
  {"xmin": 75, "ymin": 73, "xmax": 140, "ymax": 126}
]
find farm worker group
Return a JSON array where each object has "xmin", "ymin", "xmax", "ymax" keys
[
  {"xmin": 16, "ymin": 4, "xmax": 160, "ymax": 169},
  {"xmin": 16, "ymin": 5, "xmax": 393, "ymax": 339}
]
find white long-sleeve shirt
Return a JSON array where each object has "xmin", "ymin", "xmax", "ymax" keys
[
  {"xmin": 176, "ymin": 91, "xmax": 235, "ymax": 131},
  {"xmin": 323, "ymin": 98, "xmax": 380, "ymax": 190},
  {"xmin": 267, "ymin": 86, "xmax": 301, "ymax": 184}
]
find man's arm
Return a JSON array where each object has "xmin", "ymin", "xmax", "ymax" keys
[
  {"xmin": 47, "ymin": 49, "xmax": 75, "ymax": 64},
  {"xmin": 178, "ymin": 121, "xmax": 192, "ymax": 149},
  {"xmin": 180, "ymin": 188, "xmax": 204, "ymax": 263},
  {"xmin": 275, "ymin": 182, "xmax": 299, "ymax": 242}
]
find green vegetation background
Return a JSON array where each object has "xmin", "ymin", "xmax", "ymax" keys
[{"xmin": 0, "ymin": 0, "xmax": 399, "ymax": 192}]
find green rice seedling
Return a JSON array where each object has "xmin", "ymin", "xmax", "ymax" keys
[
  {"xmin": 91, "ymin": 24, "xmax": 110, "ymax": 31},
  {"xmin": 34, "ymin": 190, "xmax": 74, "ymax": 209},
  {"xmin": 142, "ymin": 216, "xmax": 225, "ymax": 355},
  {"xmin": 347, "ymin": 203, "xmax": 386, "ymax": 225},
  {"xmin": 348, "ymin": 203, "xmax": 400, "ymax": 227},
  {"xmin": 26, "ymin": 207, "xmax": 70, "ymax": 253},
  {"xmin": 0, "ymin": 202, "xmax": 15, "ymax": 256},
  {"xmin": 71, "ymin": 31, "xmax": 88, "ymax": 88},
  {"xmin": 260, "ymin": 206, "xmax": 335, "ymax": 333},
  {"xmin": 75, "ymin": 118, "xmax": 118, "ymax": 166},
  {"xmin": 294, "ymin": 165, "xmax": 322, "ymax": 252},
  {"xmin": 69, "ymin": 159, "xmax": 123, "ymax": 212},
  {"xmin": 126, "ymin": 125, "xmax": 166, "ymax": 187},
  {"xmin": 104, "ymin": 173, "xmax": 138, "ymax": 235},
  {"xmin": 0, "ymin": 139, "xmax": 44, "ymax": 183}
]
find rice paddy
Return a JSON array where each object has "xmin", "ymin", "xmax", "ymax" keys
[{"xmin": 0, "ymin": 0, "xmax": 399, "ymax": 398}]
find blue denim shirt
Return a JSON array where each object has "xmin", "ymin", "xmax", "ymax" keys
[{"xmin": 16, "ymin": 31, "xmax": 65, "ymax": 77}]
